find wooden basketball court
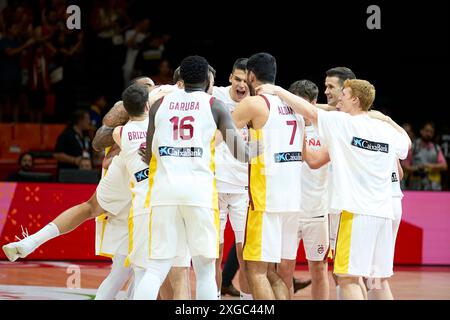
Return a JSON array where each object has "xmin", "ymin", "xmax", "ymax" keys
[{"xmin": 1, "ymin": 261, "xmax": 449, "ymax": 300}]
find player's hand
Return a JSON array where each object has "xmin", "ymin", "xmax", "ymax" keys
[
  {"xmin": 138, "ymin": 147, "xmax": 147, "ymax": 163},
  {"xmin": 255, "ymin": 84, "xmax": 278, "ymax": 95}
]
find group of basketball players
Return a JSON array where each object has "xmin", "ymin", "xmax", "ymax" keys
[{"xmin": 2, "ymin": 52, "xmax": 411, "ymax": 301}]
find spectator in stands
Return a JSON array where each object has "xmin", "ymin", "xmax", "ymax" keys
[
  {"xmin": 403, "ymin": 122, "xmax": 416, "ymax": 142},
  {"xmin": 79, "ymin": 157, "xmax": 93, "ymax": 170},
  {"xmin": 90, "ymin": 93, "xmax": 108, "ymax": 129},
  {"xmin": 54, "ymin": 109, "xmax": 92, "ymax": 171},
  {"xmin": 0, "ymin": 22, "xmax": 35, "ymax": 122},
  {"xmin": 28, "ymin": 41, "xmax": 51, "ymax": 123},
  {"xmin": 7, "ymin": 152, "xmax": 34, "ymax": 181},
  {"xmin": 122, "ymin": 17, "xmax": 151, "ymax": 88},
  {"xmin": 403, "ymin": 121, "xmax": 448, "ymax": 190},
  {"xmin": 151, "ymin": 58, "xmax": 173, "ymax": 85}
]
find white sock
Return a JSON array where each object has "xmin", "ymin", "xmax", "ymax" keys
[
  {"xmin": 240, "ymin": 291, "xmax": 253, "ymax": 300},
  {"xmin": 217, "ymin": 290, "xmax": 221, "ymax": 300},
  {"xmin": 26, "ymin": 223, "xmax": 60, "ymax": 248},
  {"xmin": 192, "ymin": 256, "xmax": 218, "ymax": 300},
  {"xmin": 336, "ymin": 285, "xmax": 341, "ymax": 300},
  {"xmin": 95, "ymin": 254, "xmax": 132, "ymax": 300},
  {"xmin": 134, "ymin": 259, "xmax": 173, "ymax": 300}
]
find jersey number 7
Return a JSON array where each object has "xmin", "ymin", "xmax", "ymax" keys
[{"xmin": 286, "ymin": 120, "xmax": 297, "ymax": 145}]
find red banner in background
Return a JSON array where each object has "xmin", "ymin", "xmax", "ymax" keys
[{"xmin": 0, "ymin": 183, "xmax": 449, "ymax": 265}]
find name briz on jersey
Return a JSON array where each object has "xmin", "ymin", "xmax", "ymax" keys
[{"xmin": 351, "ymin": 137, "xmax": 389, "ymax": 153}]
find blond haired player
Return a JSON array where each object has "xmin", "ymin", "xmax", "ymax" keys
[
  {"xmin": 276, "ymin": 80, "xmax": 330, "ymax": 300},
  {"xmin": 232, "ymin": 53, "xmax": 304, "ymax": 300},
  {"xmin": 212, "ymin": 58, "xmax": 252, "ymax": 300},
  {"xmin": 257, "ymin": 79, "xmax": 411, "ymax": 299}
]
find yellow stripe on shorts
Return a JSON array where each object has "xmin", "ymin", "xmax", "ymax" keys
[
  {"xmin": 249, "ymin": 129, "xmax": 266, "ymax": 212},
  {"xmin": 210, "ymin": 134, "xmax": 220, "ymax": 256},
  {"xmin": 334, "ymin": 211, "xmax": 354, "ymax": 275},
  {"xmin": 243, "ymin": 208, "xmax": 264, "ymax": 261},
  {"xmin": 144, "ymin": 155, "xmax": 157, "ymax": 208},
  {"xmin": 124, "ymin": 182, "xmax": 135, "ymax": 267}
]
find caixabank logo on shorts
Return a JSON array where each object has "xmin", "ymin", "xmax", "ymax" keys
[
  {"xmin": 159, "ymin": 146, "xmax": 203, "ymax": 158},
  {"xmin": 274, "ymin": 151, "xmax": 302, "ymax": 163},
  {"xmin": 134, "ymin": 168, "xmax": 149, "ymax": 182},
  {"xmin": 351, "ymin": 137, "xmax": 389, "ymax": 153}
]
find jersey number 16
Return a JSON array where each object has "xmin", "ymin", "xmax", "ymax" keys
[{"xmin": 170, "ymin": 116, "xmax": 195, "ymax": 140}]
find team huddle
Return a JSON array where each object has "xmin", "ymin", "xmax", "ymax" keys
[{"xmin": 2, "ymin": 52, "xmax": 411, "ymax": 300}]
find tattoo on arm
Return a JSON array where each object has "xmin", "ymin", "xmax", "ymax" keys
[
  {"xmin": 103, "ymin": 101, "xmax": 129, "ymax": 127},
  {"xmin": 92, "ymin": 126, "xmax": 115, "ymax": 152}
]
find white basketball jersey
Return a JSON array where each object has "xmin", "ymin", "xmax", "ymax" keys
[
  {"xmin": 146, "ymin": 89, "xmax": 219, "ymax": 209},
  {"xmin": 300, "ymin": 125, "xmax": 329, "ymax": 218},
  {"xmin": 119, "ymin": 118, "xmax": 149, "ymax": 215},
  {"xmin": 212, "ymin": 86, "xmax": 248, "ymax": 190},
  {"xmin": 249, "ymin": 94, "xmax": 304, "ymax": 212}
]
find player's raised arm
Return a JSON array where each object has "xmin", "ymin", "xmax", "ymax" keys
[{"xmin": 256, "ymin": 84, "xmax": 319, "ymax": 126}]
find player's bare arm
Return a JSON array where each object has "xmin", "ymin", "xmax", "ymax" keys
[
  {"xmin": 103, "ymin": 101, "xmax": 130, "ymax": 127},
  {"xmin": 92, "ymin": 126, "xmax": 115, "ymax": 152},
  {"xmin": 303, "ymin": 143, "xmax": 330, "ymax": 169},
  {"xmin": 93, "ymin": 101, "xmax": 130, "ymax": 151},
  {"xmin": 316, "ymin": 103, "xmax": 336, "ymax": 111},
  {"xmin": 256, "ymin": 84, "xmax": 319, "ymax": 126},
  {"xmin": 144, "ymin": 98, "xmax": 164, "ymax": 164},
  {"xmin": 232, "ymin": 95, "xmax": 268, "ymax": 130}
]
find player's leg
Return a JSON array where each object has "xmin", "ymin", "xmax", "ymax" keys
[
  {"xmin": 328, "ymin": 213, "xmax": 341, "ymax": 298},
  {"xmin": 244, "ymin": 210, "xmax": 283, "ymax": 300},
  {"xmin": 275, "ymin": 212, "xmax": 300, "ymax": 300},
  {"xmin": 336, "ymin": 276, "xmax": 365, "ymax": 299},
  {"xmin": 246, "ymin": 261, "xmax": 275, "ymax": 300},
  {"xmin": 367, "ymin": 216, "xmax": 395, "ymax": 300},
  {"xmin": 159, "ymin": 273, "xmax": 174, "ymax": 300},
  {"xmin": 228, "ymin": 193, "xmax": 252, "ymax": 300},
  {"xmin": 276, "ymin": 259, "xmax": 296, "ymax": 298},
  {"xmin": 169, "ymin": 266, "xmax": 191, "ymax": 300},
  {"xmin": 95, "ymin": 253, "xmax": 132, "ymax": 300},
  {"xmin": 3, "ymin": 191, "xmax": 104, "ymax": 261},
  {"xmin": 131, "ymin": 206, "xmax": 179, "ymax": 300},
  {"xmin": 183, "ymin": 206, "xmax": 219, "ymax": 300},
  {"xmin": 267, "ymin": 262, "xmax": 289, "ymax": 300},
  {"xmin": 303, "ymin": 217, "xmax": 330, "ymax": 300}
]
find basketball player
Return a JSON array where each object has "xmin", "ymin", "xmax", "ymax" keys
[
  {"xmin": 212, "ymin": 58, "xmax": 252, "ymax": 300},
  {"xmin": 256, "ymin": 79, "xmax": 411, "ymax": 300},
  {"xmin": 130, "ymin": 55, "xmax": 258, "ymax": 300},
  {"xmin": 1, "ymin": 77, "xmax": 155, "ymax": 300},
  {"xmin": 276, "ymin": 80, "xmax": 330, "ymax": 300},
  {"xmin": 232, "ymin": 53, "xmax": 304, "ymax": 300},
  {"xmin": 319, "ymin": 67, "xmax": 364, "ymax": 300}
]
